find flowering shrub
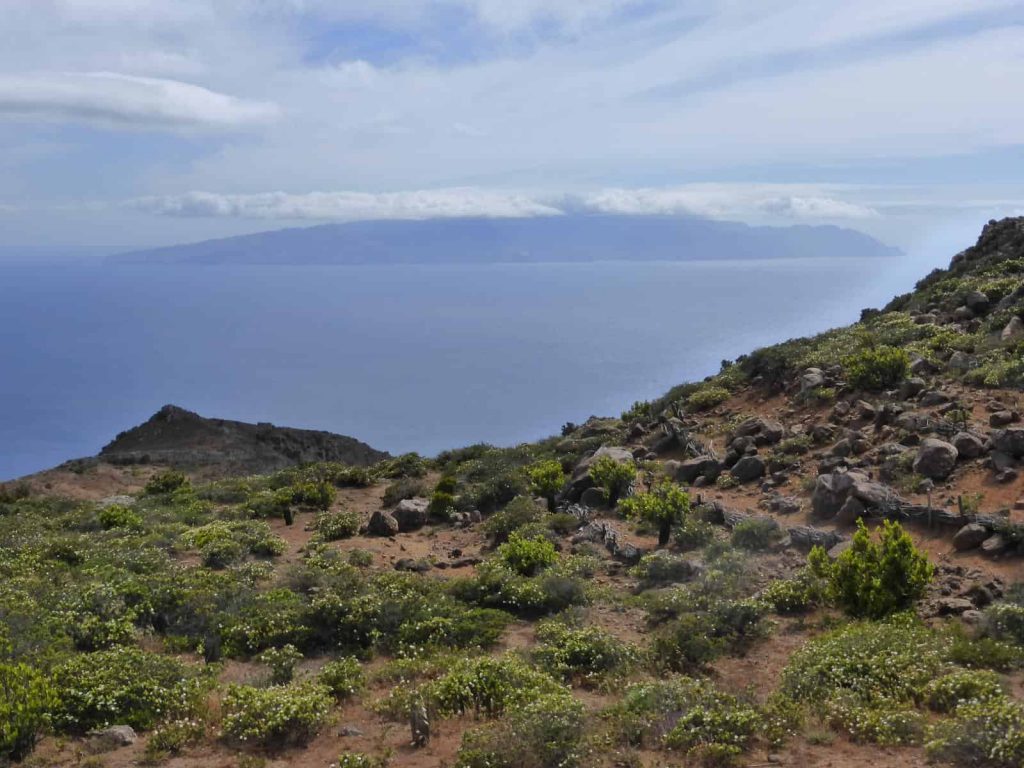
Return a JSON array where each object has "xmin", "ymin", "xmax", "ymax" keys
[
  {"xmin": 0, "ymin": 662, "xmax": 56, "ymax": 760},
  {"xmin": 759, "ymin": 571, "xmax": 826, "ymax": 615},
  {"xmin": 981, "ymin": 603, "xmax": 1024, "ymax": 645},
  {"xmin": 926, "ymin": 698, "xmax": 1024, "ymax": 767},
  {"xmin": 220, "ymin": 588, "xmax": 308, "ymax": 656},
  {"xmin": 318, "ymin": 657, "xmax": 365, "ymax": 700},
  {"xmin": 221, "ymin": 681, "xmax": 333, "ymax": 746},
  {"xmin": 52, "ymin": 647, "xmax": 207, "ymax": 732},
  {"xmin": 730, "ymin": 517, "xmax": 782, "ymax": 551},
  {"xmin": 419, "ymin": 655, "xmax": 566, "ymax": 718},
  {"xmin": 824, "ymin": 699, "xmax": 923, "ymax": 745},
  {"xmin": 314, "ymin": 510, "xmax": 360, "ymax": 541},
  {"xmin": 258, "ymin": 644, "xmax": 303, "ymax": 684},
  {"xmin": 144, "ymin": 717, "xmax": 205, "ymax": 759},
  {"xmin": 533, "ymin": 620, "xmax": 638, "ymax": 685},
  {"xmin": 180, "ymin": 521, "xmax": 285, "ymax": 568},
  {"xmin": 672, "ymin": 517, "xmax": 715, "ymax": 550},
  {"xmin": 456, "ymin": 692, "xmax": 585, "ymax": 768},
  {"xmin": 923, "ymin": 669, "xmax": 1005, "ymax": 713}
]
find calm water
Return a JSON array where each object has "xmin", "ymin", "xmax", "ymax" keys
[{"xmin": 0, "ymin": 258, "xmax": 925, "ymax": 479}]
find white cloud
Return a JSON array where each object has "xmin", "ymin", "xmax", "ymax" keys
[
  {"xmin": 579, "ymin": 185, "xmax": 879, "ymax": 220},
  {"xmin": 127, "ymin": 184, "xmax": 879, "ymax": 223},
  {"xmin": 130, "ymin": 188, "xmax": 563, "ymax": 220},
  {"xmin": 0, "ymin": 72, "xmax": 278, "ymax": 130}
]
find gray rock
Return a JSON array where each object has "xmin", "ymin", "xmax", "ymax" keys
[
  {"xmin": 951, "ymin": 431, "xmax": 985, "ymax": 459},
  {"xmin": 1001, "ymin": 315, "xmax": 1024, "ymax": 342},
  {"xmin": 934, "ymin": 597, "xmax": 975, "ymax": 616},
  {"xmin": 990, "ymin": 411, "xmax": 1020, "ymax": 428},
  {"xmin": 393, "ymin": 497, "xmax": 430, "ymax": 531},
  {"xmin": 953, "ymin": 305, "xmax": 974, "ymax": 322},
  {"xmin": 947, "ymin": 351, "xmax": 974, "ymax": 371},
  {"xmin": 731, "ymin": 417, "xmax": 783, "ymax": 445},
  {"xmin": 981, "ymin": 534, "xmax": 1009, "ymax": 556},
  {"xmin": 899, "ymin": 377, "xmax": 927, "ymax": 399},
  {"xmin": 920, "ymin": 390, "xmax": 952, "ymax": 407},
  {"xmin": 339, "ymin": 725, "xmax": 364, "ymax": 737},
  {"xmin": 835, "ymin": 495, "xmax": 866, "ymax": 526},
  {"xmin": 913, "ymin": 438, "xmax": 959, "ymax": 480},
  {"xmin": 812, "ymin": 472, "xmax": 854, "ymax": 519},
  {"xmin": 952, "ymin": 523, "xmax": 990, "ymax": 551},
  {"xmin": 800, "ymin": 368, "xmax": 826, "ymax": 392},
  {"xmin": 87, "ymin": 725, "xmax": 137, "ymax": 752},
  {"xmin": 848, "ymin": 472, "xmax": 900, "ymax": 509},
  {"xmin": 579, "ymin": 486, "xmax": 607, "ymax": 509},
  {"xmin": 730, "ymin": 455, "xmax": 766, "ymax": 483},
  {"xmin": 991, "ymin": 428, "xmax": 1024, "ymax": 458},
  {"xmin": 910, "ymin": 357, "xmax": 940, "ymax": 376},
  {"xmin": 395, "ymin": 558, "xmax": 431, "ymax": 572},
  {"xmin": 368, "ymin": 510, "xmax": 400, "ymax": 536},
  {"xmin": 965, "ymin": 290, "xmax": 990, "ymax": 313},
  {"xmin": 895, "ymin": 411, "xmax": 936, "ymax": 433}
]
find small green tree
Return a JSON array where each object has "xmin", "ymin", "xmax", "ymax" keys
[
  {"xmin": 429, "ymin": 475, "xmax": 458, "ymax": 520},
  {"xmin": 0, "ymin": 662, "xmax": 56, "ymax": 761},
  {"xmin": 620, "ymin": 479, "xmax": 691, "ymax": 546},
  {"xmin": 497, "ymin": 533, "xmax": 558, "ymax": 576},
  {"xmin": 528, "ymin": 460, "xmax": 565, "ymax": 511},
  {"xmin": 589, "ymin": 456, "xmax": 635, "ymax": 506},
  {"xmin": 809, "ymin": 519, "xmax": 932, "ymax": 619}
]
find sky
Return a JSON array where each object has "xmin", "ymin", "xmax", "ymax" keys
[{"xmin": 2, "ymin": 0, "xmax": 1024, "ymax": 254}]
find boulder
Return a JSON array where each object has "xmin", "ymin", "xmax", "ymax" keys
[
  {"xmin": 947, "ymin": 351, "xmax": 974, "ymax": 371},
  {"xmin": 919, "ymin": 390, "xmax": 952, "ymax": 406},
  {"xmin": 899, "ymin": 378, "xmax": 927, "ymax": 399},
  {"xmin": 835, "ymin": 495, "xmax": 866, "ymax": 526},
  {"xmin": 800, "ymin": 368, "xmax": 826, "ymax": 392},
  {"xmin": 952, "ymin": 523, "xmax": 990, "ymax": 551},
  {"xmin": 990, "ymin": 411, "xmax": 1021, "ymax": 428},
  {"xmin": 848, "ymin": 472, "xmax": 900, "ymax": 509},
  {"xmin": 953, "ymin": 306, "xmax": 974, "ymax": 322},
  {"xmin": 895, "ymin": 411, "xmax": 936, "ymax": 433},
  {"xmin": 811, "ymin": 472, "xmax": 854, "ymax": 519},
  {"xmin": 669, "ymin": 457, "xmax": 720, "ymax": 484},
  {"xmin": 731, "ymin": 417, "xmax": 784, "ymax": 445},
  {"xmin": 579, "ymin": 486, "xmax": 607, "ymax": 509},
  {"xmin": 913, "ymin": 438, "xmax": 958, "ymax": 480},
  {"xmin": 394, "ymin": 558, "xmax": 431, "ymax": 573},
  {"xmin": 393, "ymin": 497, "xmax": 430, "ymax": 531},
  {"xmin": 965, "ymin": 290, "xmax": 990, "ymax": 313},
  {"xmin": 367, "ymin": 510, "xmax": 400, "ymax": 537},
  {"xmin": 981, "ymin": 534, "xmax": 1010, "ymax": 557},
  {"xmin": 730, "ymin": 455, "xmax": 766, "ymax": 483},
  {"xmin": 952, "ymin": 432, "xmax": 986, "ymax": 459},
  {"xmin": 1001, "ymin": 315, "xmax": 1024, "ymax": 342},
  {"xmin": 934, "ymin": 597, "xmax": 975, "ymax": 616},
  {"xmin": 991, "ymin": 428, "xmax": 1024, "ymax": 458}
]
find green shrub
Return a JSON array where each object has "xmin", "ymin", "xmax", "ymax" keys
[
  {"xmin": 97, "ymin": 503, "xmax": 143, "ymax": 530},
  {"xmin": 533, "ymin": 620, "xmax": 638, "ymax": 684},
  {"xmin": 396, "ymin": 607, "xmax": 512, "ymax": 652},
  {"xmin": 686, "ymin": 386, "xmax": 731, "ymax": 412},
  {"xmin": 663, "ymin": 696, "xmax": 761, "ymax": 759},
  {"xmin": 181, "ymin": 520, "xmax": 286, "ymax": 568},
  {"xmin": 456, "ymin": 692, "xmax": 585, "ymax": 768},
  {"xmin": 52, "ymin": 647, "xmax": 206, "ymax": 732},
  {"xmin": 221, "ymin": 681, "xmax": 333, "ymax": 746},
  {"xmin": 925, "ymin": 698, "xmax": 1024, "ymax": 767},
  {"xmin": 981, "ymin": 603, "xmax": 1024, "ymax": 645},
  {"xmin": 589, "ymin": 455, "xmax": 635, "ymax": 506},
  {"xmin": 825, "ymin": 700, "xmax": 923, "ymax": 745},
  {"xmin": 482, "ymin": 495, "xmax": 545, "ymax": 544},
  {"xmin": 730, "ymin": 517, "xmax": 782, "ymax": 551},
  {"xmin": 220, "ymin": 588, "xmax": 308, "ymax": 656},
  {"xmin": 809, "ymin": 519, "xmax": 932, "ymax": 619},
  {"xmin": 630, "ymin": 551, "xmax": 696, "ymax": 588},
  {"xmin": 144, "ymin": 470, "xmax": 191, "ymax": 496},
  {"xmin": 314, "ymin": 510, "xmax": 360, "ymax": 541},
  {"xmin": 672, "ymin": 517, "xmax": 715, "ymax": 551},
  {"xmin": 528, "ymin": 459, "xmax": 565, "ymax": 511},
  {"xmin": 651, "ymin": 600, "xmax": 765, "ymax": 672},
  {"xmin": 348, "ymin": 549, "xmax": 374, "ymax": 568},
  {"xmin": 545, "ymin": 512, "xmax": 580, "ymax": 535},
  {"xmin": 843, "ymin": 345, "xmax": 909, "ymax": 390},
  {"xmin": 258, "ymin": 644, "xmax": 303, "ymax": 684},
  {"xmin": 244, "ymin": 488, "xmax": 293, "ymax": 519},
  {"xmin": 289, "ymin": 480, "xmax": 335, "ymax": 510},
  {"xmin": 759, "ymin": 572, "xmax": 825, "ymax": 615},
  {"xmin": 428, "ymin": 475, "xmax": 458, "ymax": 520},
  {"xmin": 0, "ymin": 662, "xmax": 56, "ymax": 760},
  {"xmin": 318, "ymin": 657, "xmax": 365, "ymax": 700},
  {"xmin": 620, "ymin": 480, "xmax": 690, "ymax": 545},
  {"xmin": 496, "ymin": 532, "xmax": 558, "ymax": 576}
]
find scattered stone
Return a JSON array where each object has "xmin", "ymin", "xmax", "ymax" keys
[
  {"xmin": 992, "ymin": 428, "xmax": 1024, "ymax": 458},
  {"xmin": 339, "ymin": 726, "xmax": 364, "ymax": 737},
  {"xmin": 981, "ymin": 534, "xmax": 1009, "ymax": 556},
  {"xmin": 965, "ymin": 290, "xmax": 990, "ymax": 313},
  {"xmin": 579, "ymin": 487, "xmax": 607, "ymax": 509},
  {"xmin": 395, "ymin": 558, "xmax": 431, "ymax": 572},
  {"xmin": 1001, "ymin": 315, "xmax": 1024, "ymax": 342},
  {"xmin": 933, "ymin": 597, "xmax": 975, "ymax": 616},
  {"xmin": 899, "ymin": 378, "xmax": 927, "ymax": 399},
  {"xmin": 990, "ymin": 410, "xmax": 1021, "ymax": 428},
  {"xmin": 919, "ymin": 390, "xmax": 952, "ymax": 407},
  {"xmin": 952, "ymin": 523, "xmax": 990, "ymax": 551},
  {"xmin": 835, "ymin": 495, "xmax": 866, "ymax": 526},
  {"xmin": 947, "ymin": 351, "xmax": 974, "ymax": 371},
  {"xmin": 913, "ymin": 438, "xmax": 959, "ymax": 480}
]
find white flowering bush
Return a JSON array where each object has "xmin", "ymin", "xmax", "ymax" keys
[
  {"xmin": 180, "ymin": 520, "xmax": 285, "ymax": 568},
  {"xmin": 144, "ymin": 717, "xmax": 205, "ymax": 759},
  {"xmin": 318, "ymin": 657, "xmax": 365, "ymax": 700},
  {"xmin": 926, "ymin": 698, "xmax": 1024, "ymax": 767},
  {"xmin": 258, "ymin": 644, "xmax": 303, "ymax": 684},
  {"xmin": 313, "ymin": 510, "xmax": 360, "ymax": 541},
  {"xmin": 923, "ymin": 669, "xmax": 1005, "ymax": 713},
  {"xmin": 221, "ymin": 681, "xmax": 333, "ymax": 746},
  {"xmin": 52, "ymin": 647, "xmax": 207, "ymax": 732},
  {"xmin": 533, "ymin": 620, "xmax": 639, "ymax": 685}
]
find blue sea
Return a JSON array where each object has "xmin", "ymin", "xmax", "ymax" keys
[{"xmin": 0, "ymin": 257, "xmax": 934, "ymax": 480}]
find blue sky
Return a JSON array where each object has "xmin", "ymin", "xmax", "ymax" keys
[{"xmin": 1, "ymin": 0, "xmax": 1023, "ymax": 252}]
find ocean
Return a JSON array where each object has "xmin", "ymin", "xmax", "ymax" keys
[{"xmin": 0, "ymin": 257, "xmax": 931, "ymax": 479}]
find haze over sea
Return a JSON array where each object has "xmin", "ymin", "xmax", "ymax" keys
[{"xmin": 0, "ymin": 252, "xmax": 945, "ymax": 480}]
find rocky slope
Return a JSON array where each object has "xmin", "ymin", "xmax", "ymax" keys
[{"xmin": 97, "ymin": 404, "xmax": 389, "ymax": 474}]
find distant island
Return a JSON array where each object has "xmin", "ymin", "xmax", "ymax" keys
[{"xmin": 111, "ymin": 214, "xmax": 899, "ymax": 265}]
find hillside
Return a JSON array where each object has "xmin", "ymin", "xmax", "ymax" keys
[
  {"xmin": 110, "ymin": 213, "xmax": 899, "ymax": 265},
  {"xmin": 93, "ymin": 404, "xmax": 390, "ymax": 475},
  {"xmin": 1, "ymin": 217, "xmax": 1023, "ymax": 768}
]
